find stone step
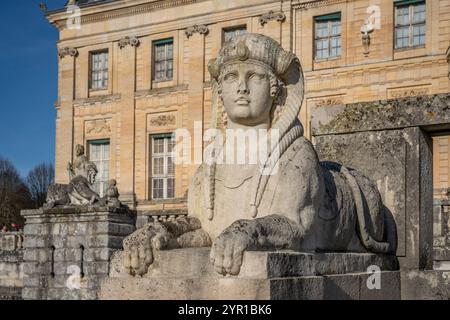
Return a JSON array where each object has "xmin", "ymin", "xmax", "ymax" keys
[{"xmin": 109, "ymin": 248, "xmax": 399, "ymax": 279}]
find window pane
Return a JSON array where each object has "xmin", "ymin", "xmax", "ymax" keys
[
  {"xmin": 91, "ymin": 51, "xmax": 108, "ymax": 89},
  {"xmin": 413, "ymin": 4, "xmax": 426, "ymax": 23},
  {"xmin": 412, "ymin": 24, "xmax": 426, "ymax": 45},
  {"xmin": 151, "ymin": 134, "xmax": 175, "ymax": 200},
  {"xmin": 396, "ymin": 6, "xmax": 410, "ymax": 25},
  {"xmin": 153, "ymin": 179, "xmax": 164, "ymax": 199},
  {"xmin": 167, "ymin": 178, "xmax": 175, "ymax": 199},
  {"xmin": 315, "ymin": 22, "xmax": 328, "ymax": 38},
  {"xmin": 395, "ymin": 26, "xmax": 409, "ymax": 48},
  {"xmin": 331, "ymin": 21, "xmax": 341, "ymax": 36},
  {"xmin": 89, "ymin": 141, "xmax": 110, "ymax": 197}
]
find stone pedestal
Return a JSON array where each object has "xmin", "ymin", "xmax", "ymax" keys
[
  {"xmin": 21, "ymin": 207, "xmax": 135, "ymax": 300},
  {"xmin": 100, "ymin": 248, "xmax": 400, "ymax": 300}
]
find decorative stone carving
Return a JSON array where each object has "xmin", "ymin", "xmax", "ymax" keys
[
  {"xmin": 44, "ymin": 144, "xmax": 122, "ymax": 209},
  {"xmin": 185, "ymin": 24, "xmax": 209, "ymax": 38},
  {"xmin": 149, "ymin": 114, "xmax": 176, "ymax": 127},
  {"xmin": 118, "ymin": 36, "xmax": 140, "ymax": 49},
  {"xmin": 122, "ymin": 33, "xmax": 397, "ymax": 277},
  {"xmin": 85, "ymin": 119, "xmax": 112, "ymax": 136},
  {"xmin": 314, "ymin": 97, "xmax": 344, "ymax": 107},
  {"xmin": 259, "ymin": 10, "xmax": 286, "ymax": 26},
  {"xmin": 388, "ymin": 86, "xmax": 430, "ymax": 99},
  {"xmin": 58, "ymin": 47, "xmax": 78, "ymax": 59},
  {"xmin": 360, "ymin": 18, "xmax": 374, "ymax": 57}
]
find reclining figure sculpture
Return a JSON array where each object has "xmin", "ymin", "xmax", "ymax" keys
[
  {"xmin": 44, "ymin": 144, "xmax": 121, "ymax": 209},
  {"xmin": 123, "ymin": 33, "xmax": 397, "ymax": 277}
]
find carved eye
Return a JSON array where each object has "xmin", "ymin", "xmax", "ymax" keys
[
  {"xmin": 223, "ymin": 72, "xmax": 238, "ymax": 82},
  {"xmin": 249, "ymin": 73, "xmax": 266, "ymax": 81}
]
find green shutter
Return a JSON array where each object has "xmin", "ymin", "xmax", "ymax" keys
[
  {"xmin": 89, "ymin": 139, "xmax": 110, "ymax": 145},
  {"xmin": 152, "ymin": 133, "xmax": 174, "ymax": 140},
  {"xmin": 153, "ymin": 38, "xmax": 173, "ymax": 46},
  {"xmin": 314, "ymin": 12, "xmax": 341, "ymax": 22},
  {"xmin": 395, "ymin": 0, "xmax": 425, "ymax": 6}
]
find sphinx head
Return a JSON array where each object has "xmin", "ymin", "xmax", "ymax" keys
[{"xmin": 208, "ymin": 34, "xmax": 300, "ymax": 129}]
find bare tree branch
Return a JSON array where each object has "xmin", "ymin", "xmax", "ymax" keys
[{"xmin": 26, "ymin": 163, "xmax": 54, "ymax": 209}]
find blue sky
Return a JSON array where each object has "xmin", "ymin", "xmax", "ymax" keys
[{"xmin": 0, "ymin": 1, "xmax": 67, "ymax": 177}]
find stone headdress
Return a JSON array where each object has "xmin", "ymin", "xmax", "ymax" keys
[{"xmin": 205, "ymin": 33, "xmax": 305, "ymax": 220}]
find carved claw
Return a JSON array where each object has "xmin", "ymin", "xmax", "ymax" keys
[
  {"xmin": 210, "ymin": 223, "xmax": 254, "ymax": 276},
  {"xmin": 122, "ymin": 222, "xmax": 172, "ymax": 277}
]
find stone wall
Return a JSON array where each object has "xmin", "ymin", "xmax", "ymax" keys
[
  {"xmin": 0, "ymin": 233, "xmax": 24, "ymax": 300},
  {"xmin": 21, "ymin": 207, "xmax": 135, "ymax": 300},
  {"xmin": 312, "ymin": 93, "xmax": 450, "ymax": 299}
]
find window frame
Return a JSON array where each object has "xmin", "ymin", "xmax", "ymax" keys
[
  {"xmin": 150, "ymin": 133, "xmax": 175, "ymax": 200},
  {"xmin": 87, "ymin": 139, "xmax": 110, "ymax": 198},
  {"xmin": 394, "ymin": 1, "xmax": 426, "ymax": 50},
  {"xmin": 222, "ymin": 25, "xmax": 248, "ymax": 44},
  {"xmin": 152, "ymin": 38, "xmax": 174, "ymax": 82},
  {"xmin": 313, "ymin": 12, "xmax": 342, "ymax": 61},
  {"xmin": 89, "ymin": 49, "xmax": 109, "ymax": 90}
]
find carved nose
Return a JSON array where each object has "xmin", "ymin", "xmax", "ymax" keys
[{"xmin": 237, "ymin": 80, "xmax": 249, "ymax": 94}]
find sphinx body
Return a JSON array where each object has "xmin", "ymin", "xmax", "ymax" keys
[{"xmin": 122, "ymin": 33, "xmax": 396, "ymax": 277}]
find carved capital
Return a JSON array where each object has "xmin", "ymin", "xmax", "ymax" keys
[
  {"xmin": 185, "ymin": 24, "xmax": 209, "ymax": 38},
  {"xmin": 58, "ymin": 47, "xmax": 78, "ymax": 59},
  {"xmin": 259, "ymin": 11, "xmax": 286, "ymax": 26},
  {"xmin": 118, "ymin": 36, "xmax": 140, "ymax": 49}
]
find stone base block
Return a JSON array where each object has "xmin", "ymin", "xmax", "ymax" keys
[
  {"xmin": 21, "ymin": 206, "xmax": 136, "ymax": 300},
  {"xmin": 100, "ymin": 248, "xmax": 400, "ymax": 300},
  {"xmin": 401, "ymin": 270, "xmax": 450, "ymax": 300}
]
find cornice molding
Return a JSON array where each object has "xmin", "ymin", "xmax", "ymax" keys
[
  {"xmin": 293, "ymin": 0, "xmax": 347, "ymax": 10},
  {"xmin": 58, "ymin": 46, "xmax": 78, "ymax": 59},
  {"xmin": 185, "ymin": 24, "xmax": 209, "ymax": 38},
  {"xmin": 54, "ymin": 0, "xmax": 199, "ymax": 29},
  {"xmin": 118, "ymin": 36, "xmax": 140, "ymax": 49},
  {"xmin": 259, "ymin": 10, "xmax": 286, "ymax": 25}
]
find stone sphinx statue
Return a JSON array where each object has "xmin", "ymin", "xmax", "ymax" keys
[
  {"xmin": 122, "ymin": 33, "xmax": 397, "ymax": 277},
  {"xmin": 44, "ymin": 144, "xmax": 122, "ymax": 209}
]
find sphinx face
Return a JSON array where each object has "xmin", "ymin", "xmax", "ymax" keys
[{"xmin": 221, "ymin": 62, "xmax": 274, "ymax": 127}]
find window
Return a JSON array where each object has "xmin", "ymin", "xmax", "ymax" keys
[
  {"xmin": 90, "ymin": 50, "xmax": 109, "ymax": 90},
  {"xmin": 314, "ymin": 13, "xmax": 341, "ymax": 60},
  {"xmin": 151, "ymin": 134, "xmax": 175, "ymax": 200},
  {"xmin": 395, "ymin": 1, "xmax": 426, "ymax": 49},
  {"xmin": 223, "ymin": 26, "xmax": 247, "ymax": 43},
  {"xmin": 153, "ymin": 39, "xmax": 174, "ymax": 81},
  {"xmin": 89, "ymin": 140, "xmax": 110, "ymax": 197}
]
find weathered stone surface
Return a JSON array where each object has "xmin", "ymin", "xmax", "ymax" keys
[
  {"xmin": 312, "ymin": 94, "xmax": 450, "ymax": 136},
  {"xmin": 314, "ymin": 121, "xmax": 434, "ymax": 271},
  {"xmin": 102, "ymin": 248, "xmax": 399, "ymax": 300},
  {"xmin": 0, "ymin": 251, "xmax": 23, "ymax": 300},
  {"xmin": 401, "ymin": 270, "xmax": 450, "ymax": 300},
  {"xmin": 20, "ymin": 207, "xmax": 135, "ymax": 300}
]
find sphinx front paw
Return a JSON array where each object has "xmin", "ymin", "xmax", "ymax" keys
[{"xmin": 210, "ymin": 221, "xmax": 257, "ymax": 276}]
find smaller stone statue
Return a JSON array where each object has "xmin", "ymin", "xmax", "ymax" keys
[
  {"xmin": 105, "ymin": 179, "xmax": 121, "ymax": 208},
  {"xmin": 44, "ymin": 144, "xmax": 122, "ymax": 209}
]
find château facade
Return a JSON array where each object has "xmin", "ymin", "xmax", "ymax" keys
[{"xmin": 46, "ymin": 0, "xmax": 450, "ymax": 214}]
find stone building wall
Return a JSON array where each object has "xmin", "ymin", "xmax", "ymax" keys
[{"xmin": 46, "ymin": 0, "xmax": 450, "ymax": 214}]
